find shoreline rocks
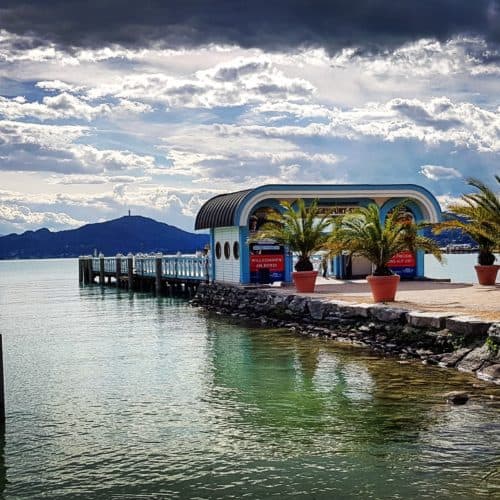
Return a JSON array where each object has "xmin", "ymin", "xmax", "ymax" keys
[{"xmin": 191, "ymin": 282, "xmax": 500, "ymax": 385}]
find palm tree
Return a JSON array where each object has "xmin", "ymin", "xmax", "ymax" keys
[
  {"xmin": 433, "ymin": 176, "xmax": 499, "ymax": 265},
  {"xmin": 252, "ymin": 198, "xmax": 333, "ymax": 271},
  {"xmin": 327, "ymin": 201, "xmax": 443, "ymax": 276}
]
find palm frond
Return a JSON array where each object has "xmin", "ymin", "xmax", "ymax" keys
[
  {"xmin": 326, "ymin": 200, "xmax": 442, "ymax": 275},
  {"xmin": 252, "ymin": 199, "xmax": 335, "ymax": 268},
  {"xmin": 433, "ymin": 176, "xmax": 500, "ymax": 252}
]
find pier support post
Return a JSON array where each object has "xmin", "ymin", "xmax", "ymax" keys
[
  {"xmin": 84, "ymin": 258, "xmax": 89, "ymax": 283},
  {"xmin": 127, "ymin": 254, "xmax": 133, "ymax": 291},
  {"xmin": 78, "ymin": 258, "xmax": 83, "ymax": 283},
  {"xmin": 99, "ymin": 253, "xmax": 105, "ymax": 285},
  {"xmin": 87, "ymin": 258, "xmax": 94, "ymax": 284},
  {"xmin": 155, "ymin": 254, "xmax": 163, "ymax": 295},
  {"xmin": 115, "ymin": 255, "xmax": 122, "ymax": 288},
  {"xmin": 0, "ymin": 335, "xmax": 5, "ymax": 430}
]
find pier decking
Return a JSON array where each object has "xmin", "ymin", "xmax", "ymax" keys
[{"xmin": 79, "ymin": 254, "xmax": 210, "ymax": 297}]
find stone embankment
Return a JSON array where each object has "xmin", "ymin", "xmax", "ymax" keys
[{"xmin": 192, "ymin": 283, "xmax": 500, "ymax": 385}]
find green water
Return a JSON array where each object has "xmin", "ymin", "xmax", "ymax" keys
[{"xmin": 0, "ymin": 259, "xmax": 499, "ymax": 499}]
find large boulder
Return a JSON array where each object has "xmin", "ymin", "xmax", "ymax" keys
[
  {"xmin": 369, "ymin": 306, "xmax": 408, "ymax": 322},
  {"xmin": 439, "ymin": 348, "xmax": 472, "ymax": 368},
  {"xmin": 307, "ymin": 299, "xmax": 327, "ymax": 320},
  {"xmin": 287, "ymin": 296, "xmax": 307, "ymax": 314},
  {"xmin": 476, "ymin": 364, "xmax": 500, "ymax": 384},
  {"xmin": 456, "ymin": 344, "xmax": 492, "ymax": 373}
]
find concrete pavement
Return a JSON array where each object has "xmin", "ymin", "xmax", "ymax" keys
[{"xmin": 279, "ymin": 277, "xmax": 500, "ymax": 321}]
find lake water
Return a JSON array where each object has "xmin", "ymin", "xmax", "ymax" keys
[
  {"xmin": 425, "ymin": 253, "xmax": 500, "ymax": 284},
  {"xmin": 0, "ymin": 259, "xmax": 499, "ymax": 499}
]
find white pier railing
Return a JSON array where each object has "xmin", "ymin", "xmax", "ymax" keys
[
  {"xmin": 88, "ymin": 254, "xmax": 210, "ymax": 282},
  {"xmin": 135, "ymin": 254, "xmax": 210, "ymax": 281}
]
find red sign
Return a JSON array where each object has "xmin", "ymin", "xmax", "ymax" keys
[
  {"xmin": 250, "ymin": 254, "xmax": 285, "ymax": 272},
  {"xmin": 387, "ymin": 251, "xmax": 416, "ymax": 268}
]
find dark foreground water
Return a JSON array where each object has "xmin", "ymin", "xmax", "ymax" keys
[{"xmin": 0, "ymin": 259, "xmax": 499, "ymax": 499}]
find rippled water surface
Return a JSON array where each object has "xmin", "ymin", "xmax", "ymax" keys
[{"xmin": 0, "ymin": 259, "xmax": 499, "ymax": 499}]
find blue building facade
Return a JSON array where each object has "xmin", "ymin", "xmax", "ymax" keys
[{"xmin": 195, "ymin": 184, "xmax": 442, "ymax": 284}]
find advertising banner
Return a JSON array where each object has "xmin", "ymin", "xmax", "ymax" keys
[
  {"xmin": 388, "ymin": 250, "xmax": 416, "ymax": 278},
  {"xmin": 250, "ymin": 243, "xmax": 285, "ymax": 283}
]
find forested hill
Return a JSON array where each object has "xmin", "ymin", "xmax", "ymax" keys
[{"xmin": 0, "ymin": 216, "xmax": 209, "ymax": 259}]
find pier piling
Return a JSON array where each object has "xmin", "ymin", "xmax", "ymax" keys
[
  {"xmin": 127, "ymin": 254, "xmax": 133, "ymax": 291},
  {"xmin": 0, "ymin": 335, "xmax": 5, "ymax": 429},
  {"xmin": 86, "ymin": 258, "xmax": 93, "ymax": 284},
  {"xmin": 155, "ymin": 255, "xmax": 162, "ymax": 295},
  {"xmin": 115, "ymin": 255, "xmax": 121, "ymax": 287},
  {"xmin": 99, "ymin": 254, "xmax": 105, "ymax": 285}
]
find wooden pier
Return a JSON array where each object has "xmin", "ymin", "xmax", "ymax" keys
[{"xmin": 78, "ymin": 254, "xmax": 210, "ymax": 297}]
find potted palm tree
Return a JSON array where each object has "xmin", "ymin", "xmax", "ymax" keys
[
  {"xmin": 433, "ymin": 176, "xmax": 499, "ymax": 285},
  {"xmin": 327, "ymin": 201, "xmax": 443, "ymax": 302},
  {"xmin": 252, "ymin": 199, "xmax": 333, "ymax": 292}
]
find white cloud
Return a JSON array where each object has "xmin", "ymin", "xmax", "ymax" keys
[
  {"xmin": 329, "ymin": 37, "xmax": 500, "ymax": 78},
  {"xmin": 231, "ymin": 97, "xmax": 500, "ymax": 153},
  {"xmin": 47, "ymin": 174, "xmax": 150, "ymax": 185},
  {"xmin": 0, "ymin": 185, "xmax": 217, "ymax": 221},
  {"xmin": 0, "ymin": 93, "xmax": 152, "ymax": 121},
  {"xmin": 36, "ymin": 80, "xmax": 82, "ymax": 93},
  {"xmin": 0, "ymin": 30, "xmax": 79, "ymax": 65},
  {"xmin": 82, "ymin": 55, "xmax": 315, "ymax": 108},
  {"xmin": 436, "ymin": 194, "xmax": 465, "ymax": 210},
  {"xmin": 0, "ymin": 119, "xmax": 88, "ymax": 148},
  {"xmin": 0, "ymin": 93, "xmax": 110, "ymax": 121},
  {"xmin": 0, "ymin": 203, "xmax": 86, "ymax": 231},
  {"xmin": 420, "ymin": 165, "xmax": 462, "ymax": 180},
  {"xmin": 157, "ymin": 124, "xmax": 342, "ymax": 186},
  {"xmin": 72, "ymin": 145, "xmax": 157, "ymax": 172},
  {"xmin": 0, "ymin": 120, "xmax": 160, "ymax": 174}
]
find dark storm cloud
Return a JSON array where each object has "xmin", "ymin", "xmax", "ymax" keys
[
  {"xmin": 1, "ymin": 0, "xmax": 499, "ymax": 51},
  {"xmin": 390, "ymin": 101, "xmax": 463, "ymax": 131}
]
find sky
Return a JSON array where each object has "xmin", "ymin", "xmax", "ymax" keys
[{"xmin": 0, "ymin": 0, "xmax": 499, "ymax": 235}]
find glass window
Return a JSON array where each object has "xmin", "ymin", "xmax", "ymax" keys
[
  {"xmin": 215, "ymin": 242, "xmax": 222, "ymax": 259},
  {"xmin": 233, "ymin": 241, "xmax": 240, "ymax": 260},
  {"xmin": 224, "ymin": 242, "xmax": 231, "ymax": 259}
]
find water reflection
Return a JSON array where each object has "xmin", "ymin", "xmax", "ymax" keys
[
  {"xmin": 206, "ymin": 321, "xmax": 439, "ymax": 443},
  {"xmin": 0, "ymin": 433, "xmax": 6, "ymax": 497},
  {"xmin": 204, "ymin": 317, "xmax": 500, "ymax": 496}
]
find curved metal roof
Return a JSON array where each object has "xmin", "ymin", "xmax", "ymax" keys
[
  {"xmin": 194, "ymin": 184, "xmax": 442, "ymax": 230},
  {"xmin": 195, "ymin": 189, "xmax": 253, "ymax": 229}
]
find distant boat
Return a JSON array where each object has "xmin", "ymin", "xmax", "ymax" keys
[{"xmin": 442, "ymin": 243, "xmax": 479, "ymax": 253}]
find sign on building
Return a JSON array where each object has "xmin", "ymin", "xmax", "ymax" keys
[{"xmin": 250, "ymin": 243, "xmax": 285, "ymax": 283}]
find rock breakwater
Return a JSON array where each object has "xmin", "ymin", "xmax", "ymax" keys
[{"xmin": 192, "ymin": 283, "xmax": 500, "ymax": 385}]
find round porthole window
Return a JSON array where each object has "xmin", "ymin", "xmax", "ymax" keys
[
  {"xmin": 233, "ymin": 241, "xmax": 239, "ymax": 260},
  {"xmin": 215, "ymin": 242, "xmax": 222, "ymax": 259},
  {"xmin": 224, "ymin": 242, "xmax": 230, "ymax": 259}
]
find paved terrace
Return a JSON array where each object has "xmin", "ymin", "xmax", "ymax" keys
[{"xmin": 276, "ymin": 277, "xmax": 500, "ymax": 322}]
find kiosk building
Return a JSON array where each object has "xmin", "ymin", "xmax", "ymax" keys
[{"xmin": 195, "ymin": 184, "xmax": 442, "ymax": 284}]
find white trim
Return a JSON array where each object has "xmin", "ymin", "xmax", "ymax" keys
[{"xmin": 237, "ymin": 189, "xmax": 440, "ymax": 225}]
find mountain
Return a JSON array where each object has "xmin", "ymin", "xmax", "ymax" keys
[
  {"xmin": 0, "ymin": 211, "xmax": 478, "ymax": 260},
  {"xmin": 421, "ymin": 212, "xmax": 476, "ymax": 248},
  {"xmin": 0, "ymin": 216, "xmax": 209, "ymax": 259}
]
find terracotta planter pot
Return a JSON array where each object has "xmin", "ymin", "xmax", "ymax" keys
[
  {"xmin": 366, "ymin": 274, "xmax": 400, "ymax": 302},
  {"xmin": 474, "ymin": 265, "xmax": 499, "ymax": 286},
  {"xmin": 292, "ymin": 270, "xmax": 318, "ymax": 293}
]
